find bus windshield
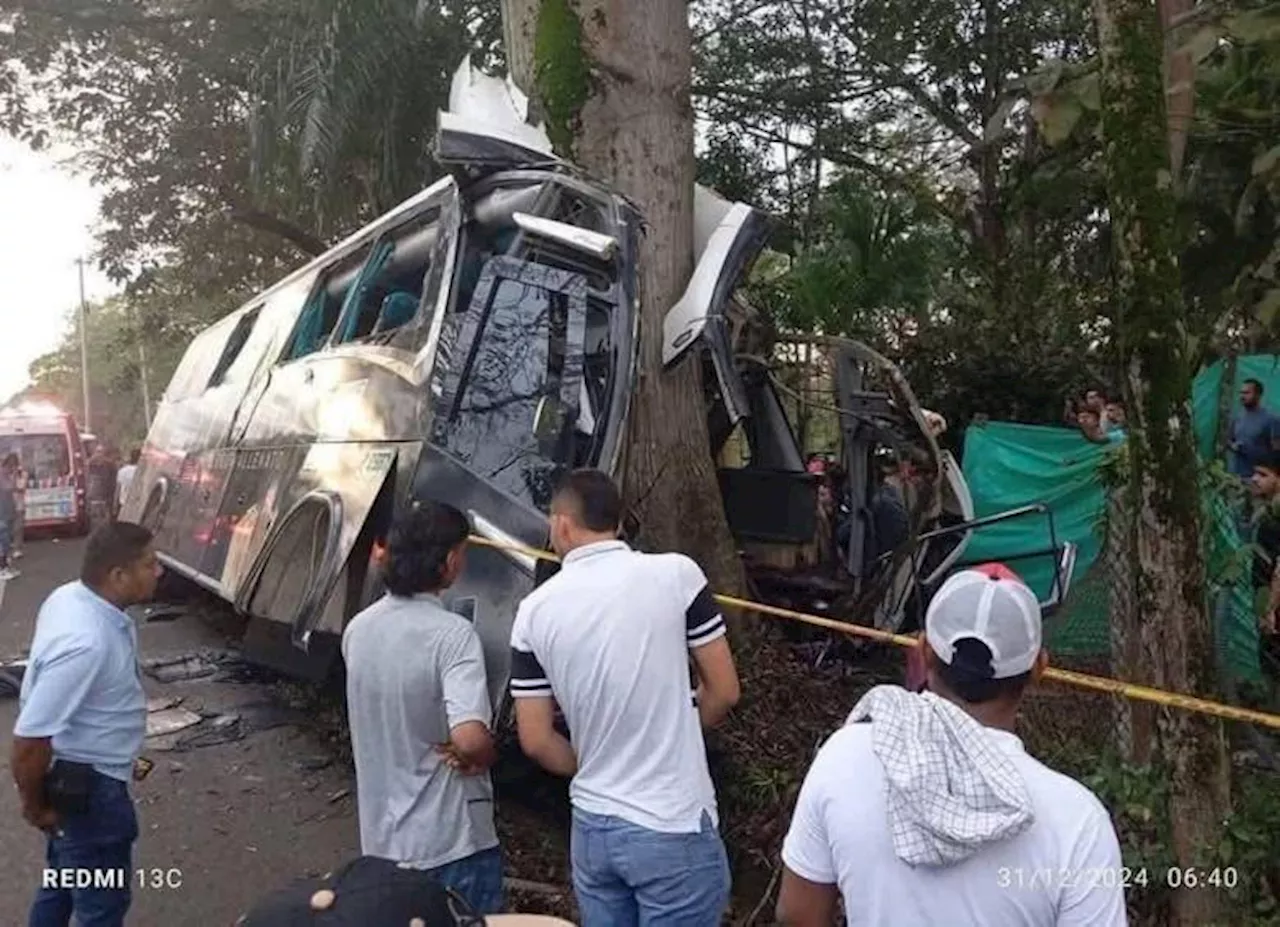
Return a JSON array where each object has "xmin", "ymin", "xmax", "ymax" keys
[{"xmin": 0, "ymin": 433, "xmax": 72, "ymax": 484}]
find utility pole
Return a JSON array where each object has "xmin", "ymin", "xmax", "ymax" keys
[
  {"xmin": 135, "ymin": 307, "xmax": 153, "ymax": 431},
  {"xmin": 76, "ymin": 257, "xmax": 91, "ymax": 433}
]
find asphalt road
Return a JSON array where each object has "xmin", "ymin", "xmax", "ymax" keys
[{"xmin": 0, "ymin": 535, "xmax": 360, "ymax": 924}]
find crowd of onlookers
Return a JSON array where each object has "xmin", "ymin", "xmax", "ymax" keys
[
  {"xmin": 1064, "ymin": 388, "xmax": 1127, "ymax": 445},
  {"xmin": 1064, "ymin": 378, "xmax": 1280, "ymax": 655},
  {"xmin": 0, "ymin": 443, "xmax": 140, "ymax": 583},
  {"xmin": 13, "ymin": 468, "xmax": 1138, "ymax": 926},
  {"xmin": 1233, "ymin": 378, "xmax": 1280, "ymax": 649}
]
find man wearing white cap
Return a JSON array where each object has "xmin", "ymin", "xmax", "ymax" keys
[{"xmin": 776, "ymin": 564, "xmax": 1128, "ymax": 926}]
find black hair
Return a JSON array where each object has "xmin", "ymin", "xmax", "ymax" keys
[
  {"xmin": 1254, "ymin": 450, "xmax": 1280, "ymax": 475},
  {"xmin": 2, "ymin": 453, "xmax": 18, "ymax": 469},
  {"xmin": 82, "ymin": 522, "xmax": 154, "ymax": 587},
  {"xmin": 130, "ymin": 448, "xmax": 142, "ymax": 465},
  {"xmin": 1244, "ymin": 378, "xmax": 1265, "ymax": 396},
  {"xmin": 936, "ymin": 637, "xmax": 1032, "ymax": 704},
  {"xmin": 382, "ymin": 501, "xmax": 470, "ymax": 597},
  {"xmin": 552, "ymin": 468, "xmax": 622, "ymax": 533}
]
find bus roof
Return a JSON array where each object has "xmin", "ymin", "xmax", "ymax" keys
[{"xmin": 0, "ymin": 401, "xmax": 75, "ymax": 435}]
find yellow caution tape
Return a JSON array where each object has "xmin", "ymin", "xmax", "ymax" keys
[{"xmin": 466, "ymin": 534, "xmax": 1280, "ymax": 731}]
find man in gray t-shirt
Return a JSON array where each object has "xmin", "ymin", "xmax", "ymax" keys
[{"xmin": 341, "ymin": 501, "xmax": 501, "ymax": 913}]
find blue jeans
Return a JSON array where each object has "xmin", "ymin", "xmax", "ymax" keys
[
  {"xmin": 426, "ymin": 845, "xmax": 504, "ymax": 915},
  {"xmin": 29, "ymin": 771, "xmax": 138, "ymax": 927},
  {"xmin": 571, "ymin": 809, "xmax": 730, "ymax": 927}
]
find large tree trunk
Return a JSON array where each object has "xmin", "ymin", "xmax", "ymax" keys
[
  {"xmin": 500, "ymin": 0, "xmax": 744, "ymax": 594},
  {"xmin": 1092, "ymin": 1, "xmax": 1230, "ymax": 924},
  {"xmin": 1158, "ymin": 0, "xmax": 1195, "ymax": 181}
]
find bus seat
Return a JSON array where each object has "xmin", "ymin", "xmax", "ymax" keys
[{"xmin": 373, "ymin": 291, "xmax": 419, "ymax": 333}]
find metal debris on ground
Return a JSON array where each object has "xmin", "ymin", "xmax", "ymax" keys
[
  {"xmin": 146, "ymin": 696, "xmax": 183, "ymax": 713},
  {"xmin": 145, "ymin": 654, "xmax": 221, "ymax": 683},
  {"xmin": 129, "ymin": 602, "xmax": 190, "ymax": 624},
  {"xmin": 142, "ymin": 648, "xmax": 268, "ymax": 684},
  {"xmin": 327, "ymin": 788, "xmax": 350, "ymax": 804},
  {"xmin": 146, "ymin": 707, "xmax": 204, "ymax": 738},
  {"xmin": 292, "ymin": 756, "xmax": 333, "ymax": 773},
  {"xmin": 0, "ymin": 660, "xmax": 27, "ymax": 698}
]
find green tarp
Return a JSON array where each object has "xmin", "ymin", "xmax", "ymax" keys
[{"xmin": 960, "ymin": 356, "xmax": 1277, "ymax": 682}]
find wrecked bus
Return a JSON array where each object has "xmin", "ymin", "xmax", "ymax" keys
[{"xmin": 121, "ymin": 61, "xmax": 1073, "ymax": 711}]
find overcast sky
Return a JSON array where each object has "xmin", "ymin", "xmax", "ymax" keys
[{"xmin": 0, "ymin": 136, "xmax": 115, "ymax": 404}]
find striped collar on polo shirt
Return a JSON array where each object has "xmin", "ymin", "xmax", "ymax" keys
[{"xmin": 562, "ymin": 540, "xmax": 629, "ymax": 565}]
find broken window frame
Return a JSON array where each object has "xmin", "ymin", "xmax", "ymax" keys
[{"xmin": 430, "ymin": 254, "xmax": 589, "ymax": 514}]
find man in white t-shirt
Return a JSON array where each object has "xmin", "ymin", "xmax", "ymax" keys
[
  {"xmin": 509, "ymin": 469, "xmax": 741, "ymax": 926},
  {"xmin": 116, "ymin": 449, "xmax": 140, "ymax": 513},
  {"xmin": 777, "ymin": 564, "xmax": 1128, "ymax": 927},
  {"xmin": 342, "ymin": 502, "xmax": 502, "ymax": 913}
]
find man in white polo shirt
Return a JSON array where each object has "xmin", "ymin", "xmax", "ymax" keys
[
  {"xmin": 509, "ymin": 468, "xmax": 741, "ymax": 926},
  {"xmin": 777, "ymin": 563, "xmax": 1128, "ymax": 926}
]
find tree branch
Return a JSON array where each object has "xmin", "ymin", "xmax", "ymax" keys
[
  {"xmin": 226, "ymin": 206, "xmax": 328, "ymax": 256},
  {"xmin": 894, "ymin": 81, "xmax": 982, "ymax": 149}
]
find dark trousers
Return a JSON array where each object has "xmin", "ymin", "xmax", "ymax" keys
[{"xmin": 29, "ymin": 771, "xmax": 138, "ymax": 927}]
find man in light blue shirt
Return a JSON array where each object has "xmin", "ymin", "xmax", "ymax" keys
[{"xmin": 12, "ymin": 522, "xmax": 161, "ymax": 927}]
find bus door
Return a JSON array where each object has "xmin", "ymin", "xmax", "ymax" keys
[{"xmin": 415, "ymin": 254, "xmax": 589, "ymax": 713}]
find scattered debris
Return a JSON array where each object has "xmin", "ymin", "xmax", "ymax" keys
[
  {"xmin": 131, "ymin": 602, "xmax": 190, "ymax": 624},
  {"xmin": 168, "ymin": 714, "xmax": 245, "ymax": 751},
  {"xmin": 0, "ymin": 662, "xmax": 26, "ymax": 698},
  {"xmin": 146, "ymin": 707, "xmax": 203, "ymax": 738},
  {"xmin": 145, "ymin": 654, "xmax": 220, "ymax": 683},
  {"xmin": 142, "ymin": 648, "xmax": 266, "ymax": 684},
  {"xmin": 147, "ymin": 696, "xmax": 183, "ymax": 713},
  {"xmin": 292, "ymin": 756, "xmax": 333, "ymax": 774},
  {"xmin": 168, "ymin": 762, "xmax": 185, "ymax": 774},
  {"xmin": 327, "ymin": 788, "xmax": 350, "ymax": 804},
  {"xmin": 236, "ymin": 700, "xmax": 304, "ymax": 734}
]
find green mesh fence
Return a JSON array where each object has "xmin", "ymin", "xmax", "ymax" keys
[{"xmin": 961, "ymin": 385, "xmax": 1265, "ymax": 683}]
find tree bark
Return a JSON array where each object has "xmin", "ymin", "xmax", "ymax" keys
[
  {"xmin": 500, "ymin": 0, "xmax": 745, "ymax": 595},
  {"xmin": 1106, "ymin": 489, "xmax": 1155, "ymax": 765},
  {"xmin": 1157, "ymin": 0, "xmax": 1195, "ymax": 181},
  {"xmin": 1092, "ymin": 0, "xmax": 1230, "ymax": 923}
]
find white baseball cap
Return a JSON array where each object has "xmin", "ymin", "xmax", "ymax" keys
[{"xmin": 925, "ymin": 564, "xmax": 1043, "ymax": 679}]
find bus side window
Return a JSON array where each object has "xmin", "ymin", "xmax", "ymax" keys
[
  {"xmin": 207, "ymin": 306, "xmax": 262, "ymax": 389},
  {"xmin": 335, "ymin": 211, "xmax": 439, "ymax": 345},
  {"xmin": 283, "ymin": 247, "xmax": 371, "ymax": 362},
  {"xmin": 164, "ymin": 325, "xmax": 230, "ymax": 402}
]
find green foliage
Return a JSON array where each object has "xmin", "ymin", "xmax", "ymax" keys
[
  {"xmin": 0, "ymin": 0, "xmax": 498, "ymax": 311},
  {"xmin": 1016, "ymin": 1, "xmax": 1280, "ymax": 360},
  {"xmin": 533, "ymin": 0, "xmax": 590, "ymax": 156},
  {"xmin": 1035, "ymin": 746, "xmax": 1280, "ymax": 924},
  {"xmin": 247, "ymin": 0, "xmax": 499, "ymax": 221},
  {"xmin": 19, "ymin": 270, "xmax": 224, "ymax": 449}
]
